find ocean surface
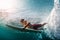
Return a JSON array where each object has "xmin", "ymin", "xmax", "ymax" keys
[
  {"xmin": 0, "ymin": 18, "xmax": 53, "ymax": 40},
  {"xmin": 0, "ymin": 0, "xmax": 55, "ymax": 40}
]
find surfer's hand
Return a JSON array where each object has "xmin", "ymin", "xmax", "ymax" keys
[{"xmin": 23, "ymin": 27, "xmax": 25, "ymax": 29}]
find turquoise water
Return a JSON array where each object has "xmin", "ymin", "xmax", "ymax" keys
[
  {"xmin": 0, "ymin": 23, "xmax": 52, "ymax": 40},
  {"xmin": 0, "ymin": 24, "xmax": 39, "ymax": 40}
]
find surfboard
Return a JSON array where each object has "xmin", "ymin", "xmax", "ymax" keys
[{"xmin": 6, "ymin": 24, "xmax": 43, "ymax": 33}]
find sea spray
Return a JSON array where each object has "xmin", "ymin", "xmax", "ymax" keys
[{"xmin": 46, "ymin": 0, "xmax": 60, "ymax": 39}]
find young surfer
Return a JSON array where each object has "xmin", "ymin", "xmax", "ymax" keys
[{"xmin": 20, "ymin": 19, "xmax": 47, "ymax": 30}]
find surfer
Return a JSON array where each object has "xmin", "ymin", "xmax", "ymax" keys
[{"xmin": 20, "ymin": 19, "xmax": 47, "ymax": 30}]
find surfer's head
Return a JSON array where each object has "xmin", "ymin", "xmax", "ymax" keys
[{"xmin": 20, "ymin": 19, "xmax": 24, "ymax": 22}]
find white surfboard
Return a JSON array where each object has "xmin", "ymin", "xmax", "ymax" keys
[{"xmin": 6, "ymin": 24, "xmax": 43, "ymax": 33}]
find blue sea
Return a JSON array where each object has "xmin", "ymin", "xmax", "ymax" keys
[
  {"xmin": 0, "ymin": 23, "xmax": 53, "ymax": 40},
  {"xmin": 0, "ymin": 0, "xmax": 56, "ymax": 40}
]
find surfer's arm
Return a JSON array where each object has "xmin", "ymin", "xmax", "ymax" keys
[{"xmin": 24, "ymin": 23, "xmax": 30, "ymax": 29}]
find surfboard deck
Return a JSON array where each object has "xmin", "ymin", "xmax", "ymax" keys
[{"xmin": 6, "ymin": 24, "xmax": 43, "ymax": 33}]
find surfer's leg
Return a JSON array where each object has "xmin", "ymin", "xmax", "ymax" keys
[
  {"xmin": 31, "ymin": 24, "xmax": 43, "ymax": 30},
  {"xmin": 32, "ymin": 25, "xmax": 38, "ymax": 30}
]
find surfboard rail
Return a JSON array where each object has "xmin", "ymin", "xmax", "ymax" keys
[{"xmin": 6, "ymin": 24, "xmax": 43, "ymax": 33}]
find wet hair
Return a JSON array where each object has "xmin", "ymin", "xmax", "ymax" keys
[{"xmin": 20, "ymin": 19, "xmax": 24, "ymax": 22}]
